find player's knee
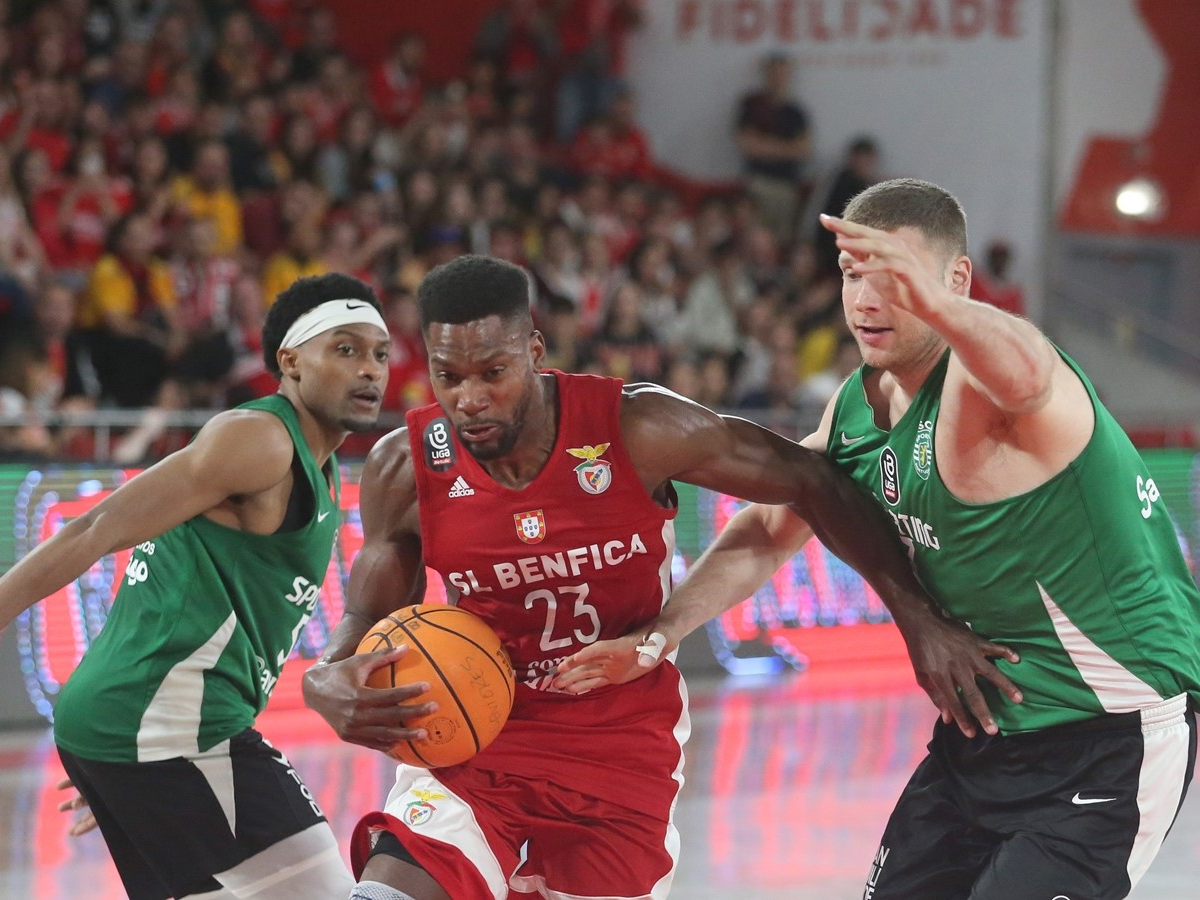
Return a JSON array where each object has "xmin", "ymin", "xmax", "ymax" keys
[
  {"xmin": 348, "ymin": 882, "xmax": 418, "ymax": 900},
  {"xmin": 360, "ymin": 831, "xmax": 448, "ymax": 900}
]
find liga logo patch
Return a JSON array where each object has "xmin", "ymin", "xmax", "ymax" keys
[
  {"xmin": 404, "ymin": 789, "xmax": 447, "ymax": 827},
  {"xmin": 422, "ymin": 418, "xmax": 456, "ymax": 471},
  {"xmin": 567, "ymin": 443, "xmax": 613, "ymax": 494},
  {"xmin": 514, "ymin": 509, "xmax": 547, "ymax": 543},
  {"xmin": 880, "ymin": 446, "xmax": 901, "ymax": 506}
]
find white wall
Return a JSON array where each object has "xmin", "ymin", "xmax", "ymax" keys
[{"xmin": 626, "ymin": 0, "xmax": 1168, "ymax": 321}]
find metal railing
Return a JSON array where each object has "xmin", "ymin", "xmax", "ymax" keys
[{"xmin": 0, "ymin": 404, "xmax": 826, "ymax": 463}]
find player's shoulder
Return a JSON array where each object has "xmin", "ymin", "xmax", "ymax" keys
[
  {"xmin": 363, "ymin": 426, "xmax": 416, "ymax": 488},
  {"xmin": 196, "ymin": 407, "xmax": 294, "ymax": 464},
  {"xmin": 621, "ymin": 381, "xmax": 718, "ymax": 416},
  {"xmin": 618, "ymin": 381, "xmax": 724, "ymax": 445}
]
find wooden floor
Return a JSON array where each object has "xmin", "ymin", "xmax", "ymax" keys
[{"xmin": 0, "ymin": 669, "xmax": 1196, "ymax": 899}]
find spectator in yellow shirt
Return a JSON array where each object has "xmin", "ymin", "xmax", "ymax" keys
[
  {"xmin": 261, "ymin": 218, "xmax": 327, "ymax": 305},
  {"xmin": 81, "ymin": 212, "xmax": 183, "ymax": 408},
  {"xmin": 170, "ymin": 140, "xmax": 244, "ymax": 256}
]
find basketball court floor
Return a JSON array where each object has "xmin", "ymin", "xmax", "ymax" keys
[{"xmin": 1, "ymin": 668, "xmax": 1196, "ymax": 899}]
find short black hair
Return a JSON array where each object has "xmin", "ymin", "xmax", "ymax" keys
[
  {"xmin": 262, "ymin": 273, "xmax": 382, "ymax": 377},
  {"xmin": 417, "ymin": 254, "xmax": 533, "ymax": 332}
]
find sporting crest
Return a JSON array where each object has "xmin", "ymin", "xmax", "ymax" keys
[
  {"xmin": 913, "ymin": 419, "xmax": 933, "ymax": 481},
  {"xmin": 567, "ymin": 443, "xmax": 613, "ymax": 495},
  {"xmin": 514, "ymin": 509, "xmax": 547, "ymax": 543}
]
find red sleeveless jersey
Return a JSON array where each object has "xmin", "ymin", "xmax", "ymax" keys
[{"xmin": 406, "ymin": 371, "xmax": 689, "ymax": 818}]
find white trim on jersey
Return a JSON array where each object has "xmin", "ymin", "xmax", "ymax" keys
[
  {"xmin": 137, "ymin": 611, "xmax": 238, "ymax": 761},
  {"xmin": 192, "ymin": 739, "xmax": 236, "ymax": 833},
  {"xmin": 1037, "ymin": 582, "xmax": 1163, "ymax": 713}
]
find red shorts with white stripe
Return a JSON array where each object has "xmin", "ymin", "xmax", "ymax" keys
[{"xmin": 351, "ymin": 765, "xmax": 679, "ymax": 899}]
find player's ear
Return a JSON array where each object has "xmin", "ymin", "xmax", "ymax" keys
[
  {"xmin": 277, "ymin": 346, "xmax": 301, "ymax": 380},
  {"xmin": 529, "ymin": 329, "xmax": 546, "ymax": 371},
  {"xmin": 949, "ymin": 255, "xmax": 971, "ymax": 296}
]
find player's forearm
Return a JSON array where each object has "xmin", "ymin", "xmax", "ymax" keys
[
  {"xmin": 790, "ymin": 456, "xmax": 945, "ymax": 631},
  {"xmin": 315, "ymin": 608, "xmax": 378, "ymax": 665},
  {"xmin": 928, "ymin": 296, "xmax": 1056, "ymax": 413},
  {"xmin": 0, "ymin": 514, "xmax": 120, "ymax": 630},
  {"xmin": 654, "ymin": 504, "xmax": 805, "ymax": 647}
]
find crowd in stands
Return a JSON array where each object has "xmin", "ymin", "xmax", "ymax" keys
[{"xmin": 0, "ymin": 0, "xmax": 1022, "ymax": 463}]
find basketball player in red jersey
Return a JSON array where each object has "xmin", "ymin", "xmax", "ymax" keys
[{"xmin": 303, "ymin": 255, "xmax": 1020, "ymax": 900}]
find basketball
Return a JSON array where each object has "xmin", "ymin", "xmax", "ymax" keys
[{"xmin": 356, "ymin": 604, "xmax": 516, "ymax": 768}]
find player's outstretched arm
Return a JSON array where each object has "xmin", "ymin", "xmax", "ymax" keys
[
  {"xmin": 301, "ymin": 429, "xmax": 438, "ymax": 753},
  {"xmin": 552, "ymin": 501, "xmax": 808, "ymax": 693},
  {"xmin": 559, "ymin": 386, "xmax": 1023, "ymax": 735},
  {"xmin": 822, "ymin": 213, "xmax": 1058, "ymax": 414},
  {"xmin": 0, "ymin": 410, "xmax": 297, "ymax": 634}
]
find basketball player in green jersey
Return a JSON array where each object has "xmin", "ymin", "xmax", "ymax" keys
[
  {"xmin": 0, "ymin": 273, "xmax": 394, "ymax": 899},
  {"xmin": 556, "ymin": 179, "xmax": 1200, "ymax": 900}
]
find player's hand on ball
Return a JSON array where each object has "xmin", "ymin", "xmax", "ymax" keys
[
  {"xmin": 302, "ymin": 646, "xmax": 438, "ymax": 753},
  {"xmin": 552, "ymin": 631, "xmax": 670, "ymax": 694},
  {"xmin": 55, "ymin": 777, "xmax": 98, "ymax": 837}
]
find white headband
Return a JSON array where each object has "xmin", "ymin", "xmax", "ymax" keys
[{"xmin": 280, "ymin": 299, "xmax": 389, "ymax": 349}]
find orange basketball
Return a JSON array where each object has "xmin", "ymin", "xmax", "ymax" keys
[{"xmin": 356, "ymin": 603, "xmax": 516, "ymax": 768}]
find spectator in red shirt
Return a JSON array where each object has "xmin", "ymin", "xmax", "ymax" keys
[
  {"xmin": 972, "ymin": 240, "xmax": 1027, "ymax": 317},
  {"xmin": 154, "ymin": 65, "xmax": 200, "ymax": 138},
  {"xmin": 4, "ymin": 79, "xmax": 74, "ymax": 173},
  {"xmin": 203, "ymin": 8, "xmax": 270, "ymax": 103},
  {"xmin": 566, "ymin": 88, "xmax": 653, "ymax": 186},
  {"xmin": 380, "ymin": 286, "xmax": 433, "ymax": 413},
  {"xmin": 306, "ymin": 52, "xmax": 359, "ymax": 145},
  {"xmin": 143, "ymin": 10, "xmax": 193, "ymax": 97},
  {"xmin": 553, "ymin": 0, "xmax": 643, "ymax": 141},
  {"xmin": 14, "ymin": 147, "xmax": 68, "ymax": 270},
  {"xmin": 50, "ymin": 136, "xmax": 134, "ymax": 274},
  {"xmin": 370, "ymin": 32, "xmax": 425, "ymax": 131},
  {"xmin": 475, "ymin": 0, "xmax": 560, "ymax": 136},
  {"xmin": 606, "ymin": 86, "xmax": 654, "ymax": 179}
]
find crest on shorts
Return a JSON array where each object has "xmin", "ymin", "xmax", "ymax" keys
[
  {"xmin": 404, "ymin": 789, "xmax": 446, "ymax": 827},
  {"xmin": 913, "ymin": 419, "xmax": 933, "ymax": 481},
  {"xmin": 567, "ymin": 443, "xmax": 613, "ymax": 494},
  {"xmin": 514, "ymin": 509, "xmax": 547, "ymax": 543}
]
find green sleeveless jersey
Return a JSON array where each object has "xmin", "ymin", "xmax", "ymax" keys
[
  {"xmin": 827, "ymin": 350, "xmax": 1200, "ymax": 734},
  {"xmin": 54, "ymin": 394, "xmax": 341, "ymax": 762}
]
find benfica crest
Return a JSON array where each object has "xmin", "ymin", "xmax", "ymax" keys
[
  {"xmin": 567, "ymin": 443, "xmax": 613, "ymax": 495},
  {"xmin": 404, "ymin": 789, "xmax": 446, "ymax": 827},
  {"xmin": 514, "ymin": 509, "xmax": 547, "ymax": 543}
]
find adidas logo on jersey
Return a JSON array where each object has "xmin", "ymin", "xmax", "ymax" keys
[{"xmin": 448, "ymin": 476, "xmax": 475, "ymax": 498}]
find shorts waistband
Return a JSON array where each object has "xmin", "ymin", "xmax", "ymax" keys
[
  {"xmin": 1138, "ymin": 693, "xmax": 1189, "ymax": 733},
  {"xmin": 1049, "ymin": 693, "xmax": 1189, "ymax": 738}
]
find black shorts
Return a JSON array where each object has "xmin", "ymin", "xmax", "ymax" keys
[
  {"xmin": 863, "ymin": 695, "xmax": 1196, "ymax": 900},
  {"xmin": 58, "ymin": 728, "xmax": 352, "ymax": 900}
]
